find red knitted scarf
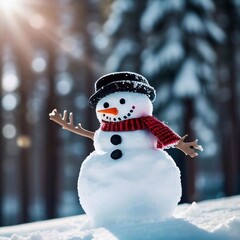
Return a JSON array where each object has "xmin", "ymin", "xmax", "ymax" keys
[{"xmin": 101, "ymin": 116, "xmax": 180, "ymax": 149}]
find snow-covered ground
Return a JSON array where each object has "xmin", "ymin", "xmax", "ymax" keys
[{"xmin": 0, "ymin": 195, "xmax": 239, "ymax": 240}]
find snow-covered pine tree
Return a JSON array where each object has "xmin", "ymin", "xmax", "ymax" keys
[
  {"xmin": 102, "ymin": 0, "xmax": 224, "ymax": 201},
  {"xmin": 140, "ymin": 0, "xmax": 224, "ymax": 201},
  {"xmin": 102, "ymin": 0, "xmax": 146, "ymax": 72},
  {"xmin": 215, "ymin": 0, "xmax": 240, "ymax": 196}
]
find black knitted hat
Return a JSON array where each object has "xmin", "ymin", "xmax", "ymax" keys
[{"xmin": 89, "ymin": 72, "xmax": 156, "ymax": 108}]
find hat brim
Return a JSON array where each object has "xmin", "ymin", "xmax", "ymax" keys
[{"xmin": 89, "ymin": 80, "xmax": 156, "ymax": 108}]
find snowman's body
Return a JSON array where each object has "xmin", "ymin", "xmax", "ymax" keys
[{"xmin": 78, "ymin": 91, "xmax": 182, "ymax": 226}]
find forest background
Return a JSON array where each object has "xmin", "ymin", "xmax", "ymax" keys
[{"xmin": 0, "ymin": 0, "xmax": 239, "ymax": 227}]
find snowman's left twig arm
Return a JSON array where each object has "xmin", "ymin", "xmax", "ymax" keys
[
  {"xmin": 49, "ymin": 109, "xmax": 95, "ymax": 140},
  {"xmin": 175, "ymin": 135, "xmax": 203, "ymax": 158}
]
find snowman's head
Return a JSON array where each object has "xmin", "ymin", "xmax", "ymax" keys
[{"xmin": 96, "ymin": 92, "xmax": 153, "ymax": 122}]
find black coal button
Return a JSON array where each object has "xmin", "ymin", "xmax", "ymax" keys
[
  {"xmin": 110, "ymin": 134, "xmax": 122, "ymax": 145},
  {"xmin": 111, "ymin": 149, "xmax": 122, "ymax": 160}
]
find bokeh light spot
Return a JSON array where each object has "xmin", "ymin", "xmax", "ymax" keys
[
  {"xmin": 56, "ymin": 73, "xmax": 73, "ymax": 95},
  {"xmin": 17, "ymin": 135, "xmax": 32, "ymax": 148},
  {"xmin": 29, "ymin": 14, "xmax": 45, "ymax": 29},
  {"xmin": 75, "ymin": 95, "xmax": 88, "ymax": 109},
  {"xmin": 2, "ymin": 94, "xmax": 18, "ymax": 111},
  {"xmin": 2, "ymin": 124, "xmax": 16, "ymax": 139},
  {"xmin": 2, "ymin": 73, "xmax": 19, "ymax": 92},
  {"xmin": 32, "ymin": 57, "xmax": 47, "ymax": 73}
]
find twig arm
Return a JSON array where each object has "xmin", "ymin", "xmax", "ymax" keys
[
  {"xmin": 175, "ymin": 134, "xmax": 203, "ymax": 158},
  {"xmin": 49, "ymin": 109, "xmax": 94, "ymax": 140}
]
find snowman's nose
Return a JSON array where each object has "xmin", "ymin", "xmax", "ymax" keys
[{"xmin": 98, "ymin": 107, "xmax": 119, "ymax": 115}]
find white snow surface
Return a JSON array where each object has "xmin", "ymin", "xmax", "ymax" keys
[{"xmin": 1, "ymin": 195, "xmax": 240, "ymax": 240}]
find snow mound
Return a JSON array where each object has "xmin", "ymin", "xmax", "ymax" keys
[{"xmin": 1, "ymin": 195, "xmax": 240, "ymax": 240}]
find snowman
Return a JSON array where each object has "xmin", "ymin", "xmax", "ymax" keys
[{"xmin": 49, "ymin": 72, "xmax": 202, "ymax": 227}]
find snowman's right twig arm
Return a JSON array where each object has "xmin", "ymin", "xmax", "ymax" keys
[
  {"xmin": 175, "ymin": 135, "xmax": 203, "ymax": 158},
  {"xmin": 49, "ymin": 109, "xmax": 94, "ymax": 140}
]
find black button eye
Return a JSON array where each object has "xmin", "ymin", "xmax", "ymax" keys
[
  {"xmin": 119, "ymin": 98, "xmax": 125, "ymax": 104},
  {"xmin": 103, "ymin": 102, "xmax": 109, "ymax": 108}
]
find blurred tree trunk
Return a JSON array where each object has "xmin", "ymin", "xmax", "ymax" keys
[
  {"xmin": 182, "ymin": 98, "xmax": 196, "ymax": 202},
  {"xmin": 6, "ymin": 4, "xmax": 39, "ymax": 221},
  {"xmin": 44, "ymin": 46, "xmax": 59, "ymax": 219},
  {"xmin": 42, "ymin": 1, "xmax": 60, "ymax": 219},
  {"xmin": 16, "ymin": 55, "xmax": 31, "ymax": 224},
  {"xmin": 82, "ymin": 1, "xmax": 98, "ymax": 150},
  {"xmin": 72, "ymin": 0, "xmax": 98, "ymax": 153},
  {"xmin": 217, "ymin": 1, "xmax": 240, "ymax": 196},
  {"xmin": 11, "ymin": 32, "xmax": 32, "ymax": 223},
  {"xmin": 0, "ymin": 16, "xmax": 4, "ymax": 226},
  {"xmin": 175, "ymin": 99, "xmax": 196, "ymax": 203}
]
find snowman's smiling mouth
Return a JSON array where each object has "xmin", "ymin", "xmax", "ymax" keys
[{"xmin": 101, "ymin": 106, "xmax": 135, "ymax": 122}]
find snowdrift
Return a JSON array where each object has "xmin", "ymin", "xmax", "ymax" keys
[{"xmin": 0, "ymin": 195, "xmax": 239, "ymax": 240}]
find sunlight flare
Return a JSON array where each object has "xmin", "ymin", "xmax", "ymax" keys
[{"xmin": 0, "ymin": 0, "xmax": 20, "ymax": 13}]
